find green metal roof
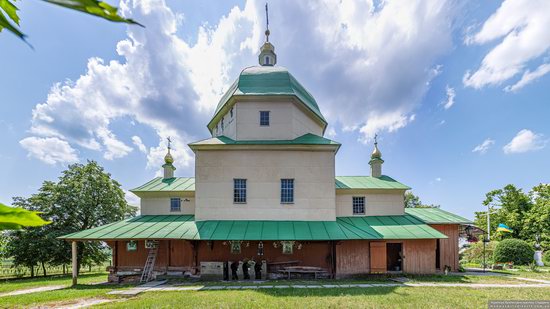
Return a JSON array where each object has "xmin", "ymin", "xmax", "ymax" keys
[
  {"xmin": 189, "ymin": 133, "xmax": 340, "ymax": 147},
  {"xmin": 131, "ymin": 175, "xmax": 409, "ymax": 193},
  {"xmin": 405, "ymin": 208, "xmax": 472, "ymax": 224},
  {"xmin": 131, "ymin": 177, "xmax": 195, "ymax": 193},
  {"xmin": 335, "ymin": 176, "xmax": 411, "ymax": 190},
  {"xmin": 60, "ymin": 214, "xmax": 447, "ymax": 241},
  {"xmin": 207, "ymin": 66, "xmax": 327, "ymax": 131}
]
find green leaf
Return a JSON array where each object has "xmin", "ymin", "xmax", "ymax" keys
[
  {"xmin": 43, "ymin": 0, "xmax": 144, "ymax": 26},
  {"xmin": 0, "ymin": 8, "xmax": 26, "ymax": 40},
  {"xmin": 0, "ymin": 203, "xmax": 51, "ymax": 230},
  {"xmin": 0, "ymin": 0, "xmax": 20, "ymax": 25}
]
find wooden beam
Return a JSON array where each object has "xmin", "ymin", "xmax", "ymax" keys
[{"xmin": 71, "ymin": 241, "xmax": 78, "ymax": 286}]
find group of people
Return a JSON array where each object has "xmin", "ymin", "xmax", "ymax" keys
[{"xmin": 230, "ymin": 259, "xmax": 263, "ymax": 280}]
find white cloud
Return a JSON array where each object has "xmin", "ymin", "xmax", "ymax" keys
[
  {"xmin": 464, "ymin": 0, "xmax": 550, "ymax": 90},
  {"xmin": 435, "ymin": 177, "xmax": 442, "ymax": 182},
  {"xmin": 22, "ymin": 0, "xmax": 457, "ymax": 165},
  {"xmin": 124, "ymin": 189, "xmax": 140, "ymax": 207},
  {"xmin": 359, "ymin": 111, "xmax": 416, "ymax": 142},
  {"xmin": 19, "ymin": 137, "xmax": 79, "ymax": 165},
  {"xmin": 504, "ymin": 63, "xmax": 550, "ymax": 92},
  {"xmin": 503, "ymin": 129, "xmax": 545, "ymax": 154},
  {"xmin": 132, "ymin": 135, "xmax": 147, "ymax": 153},
  {"xmin": 266, "ymin": 0, "xmax": 454, "ymax": 142},
  {"xmin": 442, "ymin": 85, "xmax": 455, "ymax": 109},
  {"xmin": 21, "ymin": 0, "xmax": 260, "ymax": 169},
  {"xmin": 472, "ymin": 138, "xmax": 495, "ymax": 154}
]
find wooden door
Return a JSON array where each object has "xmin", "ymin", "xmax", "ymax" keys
[{"xmin": 370, "ymin": 241, "xmax": 387, "ymax": 273}]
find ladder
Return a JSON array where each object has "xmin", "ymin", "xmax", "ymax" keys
[{"xmin": 140, "ymin": 240, "xmax": 159, "ymax": 283}]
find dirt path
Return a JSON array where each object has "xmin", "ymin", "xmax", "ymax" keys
[{"xmin": 0, "ymin": 285, "xmax": 67, "ymax": 297}]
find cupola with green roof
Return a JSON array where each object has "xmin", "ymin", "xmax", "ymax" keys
[{"xmin": 207, "ymin": 4, "xmax": 327, "ymax": 140}]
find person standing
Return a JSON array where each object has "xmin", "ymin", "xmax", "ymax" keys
[{"xmin": 230, "ymin": 261, "xmax": 239, "ymax": 280}]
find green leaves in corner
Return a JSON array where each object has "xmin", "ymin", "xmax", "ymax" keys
[
  {"xmin": 44, "ymin": 0, "xmax": 143, "ymax": 26},
  {"xmin": 0, "ymin": 0, "xmax": 26, "ymax": 40},
  {"xmin": 0, "ymin": 0, "xmax": 142, "ymax": 44},
  {"xmin": 0, "ymin": 202, "xmax": 51, "ymax": 230}
]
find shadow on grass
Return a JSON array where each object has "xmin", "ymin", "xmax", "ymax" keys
[{"xmin": 0, "ymin": 272, "xmax": 107, "ymax": 284}]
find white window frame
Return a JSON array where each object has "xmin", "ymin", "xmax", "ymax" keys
[
  {"xmin": 170, "ymin": 197, "xmax": 181, "ymax": 212},
  {"xmin": 280, "ymin": 179, "xmax": 294, "ymax": 204},
  {"xmin": 352, "ymin": 196, "xmax": 365, "ymax": 215},
  {"xmin": 260, "ymin": 111, "xmax": 270, "ymax": 126},
  {"xmin": 233, "ymin": 179, "xmax": 247, "ymax": 204}
]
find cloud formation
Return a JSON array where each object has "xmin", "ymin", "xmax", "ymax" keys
[
  {"xmin": 268, "ymin": 0, "xmax": 454, "ymax": 141},
  {"xmin": 472, "ymin": 138, "xmax": 495, "ymax": 154},
  {"xmin": 442, "ymin": 85, "xmax": 455, "ymax": 110},
  {"xmin": 503, "ymin": 129, "xmax": 545, "ymax": 154},
  {"xmin": 464, "ymin": 0, "xmax": 550, "ymax": 90},
  {"xmin": 21, "ymin": 0, "xmax": 457, "ymax": 167},
  {"xmin": 20, "ymin": 137, "xmax": 79, "ymax": 165},
  {"xmin": 21, "ymin": 0, "xmax": 260, "ymax": 168}
]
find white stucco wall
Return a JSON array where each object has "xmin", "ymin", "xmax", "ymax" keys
[
  {"xmin": 233, "ymin": 101, "xmax": 324, "ymax": 140},
  {"xmin": 194, "ymin": 149, "xmax": 336, "ymax": 221},
  {"xmin": 335, "ymin": 189, "xmax": 406, "ymax": 217},
  {"xmin": 214, "ymin": 107, "xmax": 237, "ymax": 139},
  {"xmin": 139, "ymin": 192, "xmax": 195, "ymax": 215}
]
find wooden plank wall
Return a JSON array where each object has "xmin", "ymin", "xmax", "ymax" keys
[
  {"xmin": 369, "ymin": 242, "xmax": 387, "ymax": 273},
  {"xmin": 402, "ymin": 239, "xmax": 436, "ymax": 274},
  {"xmin": 430, "ymin": 224, "xmax": 460, "ymax": 271},
  {"xmin": 335, "ymin": 240, "xmax": 370, "ymax": 277},
  {"xmin": 111, "ymin": 240, "xmax": 186, "ymax": 271}
]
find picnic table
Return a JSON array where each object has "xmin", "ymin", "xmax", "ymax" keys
[{"xmin": 279, "ymin": 266, "xmax": 326, "ymax": 279}]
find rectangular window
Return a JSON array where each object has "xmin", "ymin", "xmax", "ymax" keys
[
  {"xmin": 352, "ymin": 197, "xmax": 365, "ymax": 215},
  {"xmin": 260, "ymin": 111, "xmax": 270, "ymax": 126},
  {"xmin": 170, "ymin": 197, "xmax": 181, "ymax": 212},
  {"xmin": 281, "ymin": 179, "xmax": 294, "ymax": 204},
  {"xmin": 230, "ymin": 108, "xmax": 234, "ymax": 118},
  {"xmin": 233, "ymin": 179, "xmax": 247, "ymax": 203}
]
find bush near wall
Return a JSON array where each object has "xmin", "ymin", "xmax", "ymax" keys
[
  {"xmin": 461, "ymin": 241, "xmax": 498, "ymax": 266},
  {"xmin": 493, "ymin": 239, "xmax": 534, "ymax": 265},
  {"xmin": 544, "ymin": 252, "xmax": 550, "ymax": 266}
]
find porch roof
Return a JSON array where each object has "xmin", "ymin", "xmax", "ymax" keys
[
  {"xmin": 60, "ymin": 214, "xmax": 447, "ymax": 241},
  {"xmin": 405, "ymin": 208, "xmax": 472, "ymax": 224}
]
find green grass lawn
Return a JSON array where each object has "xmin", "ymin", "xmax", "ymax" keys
[
  {"xmin": 0, "ymin": 271, "xmax": 548, "ymax": 308},
  {"xmin": 102, "ymin": 287, "xmax": 550, "ymax": 309},
  {"xmin": 0, "ymin": 272, "xmax": 109, "ymax": 293}
]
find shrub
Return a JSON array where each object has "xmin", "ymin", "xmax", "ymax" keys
[
  {"xmin": 493, "ymin": 239, "xmax": 534, "ymax": 265},
  {"xmin": 461, "ymin": 241, "xmax": 498, "ymax": 266},
  {"xmin": 543, "ymin": 252, "xmax": 550, "ymax": 266}
]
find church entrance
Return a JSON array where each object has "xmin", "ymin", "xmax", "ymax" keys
[{"xmin": 386, "ymin": 243, "xmax": 403, "ymax": 272}]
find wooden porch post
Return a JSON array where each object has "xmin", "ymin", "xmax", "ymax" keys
[{"xmin": 71, "ymin": 241, "xmax": 78, "ymax": 286}]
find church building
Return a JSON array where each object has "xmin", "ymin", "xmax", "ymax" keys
[{"xmin": 62, "ymin": 22, "xmax": 471, "ymax": 283}]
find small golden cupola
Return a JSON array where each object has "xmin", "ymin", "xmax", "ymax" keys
[
  {"xmin": 369, "ymin": 134, "xmax": 384, "ymax": 178},
  {"xmin": 163, "ymin": 137, "xmax": 176, "ymax": 179},
  {"xmin": 259, "ymin": 3, "xmax": 276, "ymax": 66}
]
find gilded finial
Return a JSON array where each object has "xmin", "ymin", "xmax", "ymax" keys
[
  {"xmin": 164, "ymin": 137, "xmax": 174, "ymax": 164},
  {"xmin": 371, "ymin": 134, "xmax": 382, "ymax": 159}
]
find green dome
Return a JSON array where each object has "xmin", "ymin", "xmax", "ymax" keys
[{"xmin": 207, "ymin": 66, "xmax": 327, "ymax": 132}]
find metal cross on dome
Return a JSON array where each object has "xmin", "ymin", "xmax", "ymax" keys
[
  {"xmin": 167, "ymin": 136, "xmax": 172, "ymax": 151},
  {"xmin": 374, "ymin": 133, "xmax": 378, "ymax": 145},
  {"xmin": 265, "ymin": 3, "xmax": 270, "ymax": 42}
]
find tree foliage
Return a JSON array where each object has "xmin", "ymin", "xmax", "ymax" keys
[
  {"xmin": 0, "ymin": 0, "xmax": 141, "ymax": 44},
  {"xmin": 493, "ymin": 239, "xmax": 534, "ymax": 265},
  {"xmin": 474, "ymin": 184, "xmax": 549, "ymax": 250},
  {"xmin": 5, "ymin": 161, "xmax": 136, "ymax": 275},
  {"xmin": 404, "ymin": 191, "xmax": 440, "ymax": 208}
]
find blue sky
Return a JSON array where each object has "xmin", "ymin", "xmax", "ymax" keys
[{"xmin": 1, "ymin": 0, "xmax": 549, "ymax": 219}]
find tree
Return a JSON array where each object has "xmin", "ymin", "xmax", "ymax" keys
[
  {"xmin": 493, "ymin": 239, "xmax": 534, "ymax": 265},
  {"xmin": 404, "ymin": 191, "xmax": 440, "ymax": 208},
  {"xmin": 0, "ymin": 0, "xmax": 142, "ymax": 44},
  {"xmin": 522, "ymin": 184, "xmax": 550, "ymax": 250},
  {"xmin": 475, "ymin": 185, "xmax": 532, "ymax": 241},
  {"xmin": 5, "ymin": 161, "xmax": 136, "ymax": 275}
]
